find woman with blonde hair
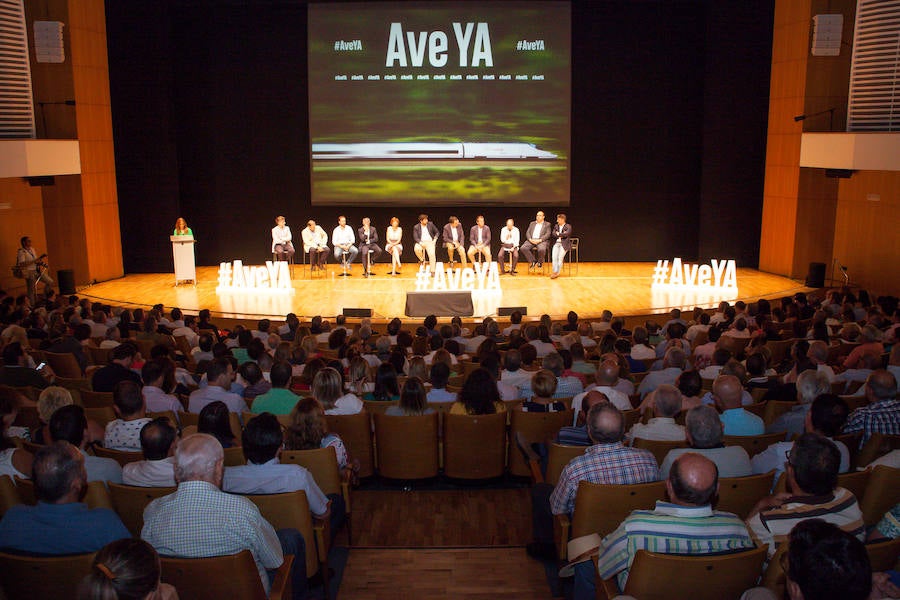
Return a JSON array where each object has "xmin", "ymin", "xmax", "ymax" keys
[
  {"xmin": 521, "ymin": 369, "xmax": 566, "ymax": 412},
  {"xmin": 313, "ymin": 367, "xmax": 362, "ymax": 415},
  {"xmin": 347, "ymin": 356, "xmax": 373, "ymax": 395},
  {"xmin": 406, "ymin": 356, "xmax": 428, "ymax": 382},
  {"xmin": 172, "ymin": 217, "xmax": 192, "ymax": 236},
  {"xmin": 386, "ymin": 377, "xmax": 433, "ymax": 416}
]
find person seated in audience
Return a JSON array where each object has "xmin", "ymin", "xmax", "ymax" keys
[
  {"xmin": 684, "ymin": 312, "xmax": 711, "ymax": 345},
  {"xmin": 723, "ymin": 317, "xmax": 751, "ymax": 339},
  {"xmin": 104, "ymin": 380, "xmax": 152, "ymax": 451},
  {"xmin": 691, "ymin": 325, "xmax": 722, "ymax": 371},
  {"xmin": 834, "ymin": 351, "xmax": 882, "ymax": 393},
  {"xmin": 638, "ymin": 346, "xmax": 686, "ymax": 399},
  {"xmin": 521, "ymin": 369, "xmax": 567, "ymax": 413},
  {"xmin": 627, "ymin": 384, "xmax": 686, "ymax": 442},
  {"xmin": 407, "ymin": 355, "xmax": 429, "ymax": 381},
  {"xmin": 99, "ymin": 325, "xmax": 122, "ymax": 349},
  {"xmin": 285, "ymin": 398, "xmax": 351, "ymax": 469},
  {"xmin": 534, "ymin": 352, "xmax": 584, "ymax": 399},
  {"xmin": 527, "ymin": 403, "xmax": 658, "ymax": 561},
  {"xmin": 47, "ymin": 322, "xmax": 90, "ymax": 374},
  {"xmin": 499, "ymin": 348, "xmax": 532, "ymax": 390},
  {"xmin": 557, "ymin": 349, "xmax": 588, "ymax": 387},
  {"xmin": 238, "ymin": 361, "xmax": 271, "ymax": 403},
  {"xmin": 842, "ymin": 369, "xmax": 899, "ymax": 445},
  {"xmin": 386, "ymin": 377, "xmax": 434, "ymax": 416},
  {"xmin": 32, "ymin": 385, "xmax": 84, "ymax": 444},
  {"xmin": 746, "ymin": 433, "xmax": 864, "ymax": 557},
  {"xmin": 141, "ymin": 433, "xmax": 301, "ymax": 597},
  {"xmin": 190, "ymin": 332, "xmax": 214, "ymax": 363},
  {"xmin": 745, "ymin": 352, "xmax": 779, "ymax": 394},
  {"xmin": 753, "ymin": 394, "xmax": 850, "ymax": 482},
  {"xmin": 744, "ymin": 518, "xmax": 900, "ymax": 600},
  {"xmin": 250, "ymin": 361, "xmax": 299, "ymax": 415},
  {"xmin": 0, "ymin": 341, "xmax": 52, "ymax": 389},
  {"xmin": 659, "ymin": 309, "xmax": 689, "ymax": 339},
  {"xmin": 122, "ymin": 418, "xmax": 177, "ymax": 487},
  {"xmin": 673, "ymin": 369, "xmax": 704, "ymax": 413},
  {"xmin": 77, "ymin": 538, "xmax": 178, "ymax": 600},
  {"xmin": 767, "ymin": 370, "xmax": 831, "ymax": 438},
  {"xmin": 0, "ymin": 386, "xmax": 33, "ymax": 479},
  {"xmin": 699, "ymin": 348, "xmax": 732, "ymax": 380},
  {"xmin": 628, "ymin": 326, "xmax": 656, "ymax": 361},
  {"xmin": 364, "ymin": 363, "xmax": 401, "ymax": 402},
  {"xmin": 714, "ymin": 374, "xmax": 764, "ymax": 436},
  {"xmin": 0, "ymin": 441, "xmax": 129, "ymax": 554},
  {"xmin": 572, "ymin": 453, "xmax": 754, "ymax": 599},
  {"xmin": 573, "ymin": 360, "xmax": 631, "ymax": 416},
  {"xmin": 188, "ymin": 357, "xmax": 248, "ymax": 414},
  {"xmin": 136, "ymin": 316, "xmax": 175, "ymax": 352},
  {"xmin": 555, "ymin": 390, "xmax": 610, "ymax": 446},
  {"xmin": 426, "ymin": 361, "xmax": 457, "ymax": 403},
  {"xmin": 139, "ymin": 358, "xmax": 182, "ymax": 415},
  {"xmin": 658, "ymin": 405, "xmax": 751, "ymax": 478},
  {"xmin": 568, "ymin": 343, "xmax": 596, "ymax": 377},
  {"xmin": 842, "ymin": 324, "xmax": 884, "ymax": 369},
  {"xmin": 312, "ymin": 366, "xmax": 362, "ymax": 416},
  {"xmin": 450, "ymin": 368, "xmax": 507, "ymax": 415},
  {"xmin": 196, "ymin": 401, "xmax": 237, "ymax": 448},
  {"xmin": 478, "ymin": 354, "xmax": 519, "ymax": 401},
  {"xmin": 50, "ymin": 404, "xmax": 122, "ymax": 483},
  {"xmin": 224, "ymin": 413, "xmax": 331, "ymax": 519}
]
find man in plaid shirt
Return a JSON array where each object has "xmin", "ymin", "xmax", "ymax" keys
[
  {"xmin": 842, "ymin": 370, "xmax": 899, "ymax": 446},
  {"xmin": 528, "ymin": 403, "xmax": 659, "ymax": 559}
]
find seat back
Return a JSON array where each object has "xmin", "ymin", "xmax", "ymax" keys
[
  {"xmin": 442, "ymin": 411, "xmax": 507, "ymax": 479},
  {"xmin": 856, "ymin": 433, "xmax": 900, "ymax": 469},
  {"xmin": 362, "ymin": 400, "xmax": 398, "ymax": 417},
  {"xmin": 833, "ymin": 431, "xmax": 862, "ymax": 467},
  {"xmin": 866, "ymin": 537, "xmax": 900, "ymax": 572},
  {"xmin": 716, "ymin": 472, "xmax": 775, "ymax": 519},
  {"xmin": 242, "ymin": 490, "xmax": 319, "ymax": 578},
  {"xmin": 570, "ymin": 480, "xmax": 667, "ymax": 539},
  {"xmin": 763, "ymin": 401, "xmax": 797, "ymax": 426},
  {"xmin": 15, "ymin": 477, "xmax": 111, "ymax": 509},
  {"xmin": 0, "ymin": 475, "xmax": 22, "ymax": 518},
  {"xmin": 281, "ymin": 446, "xmax": 342, "ymax": 496},
  {"xmin": 622, "ymin": 408, "xmax": 641, "ymax": 432},
  {"xmin": 859, "ymin": 465, "xmax": 900, "ymax": 527},
  {"xmin": 373, "ymin": 412, "xmax": 439, "ymax": 480},
  {"xmin": 326, "ymin": 410, "xmax": 375, "ymax": 478},
  {"xmin": 0, "ymin": 551, "xmax": 95, "ymax": 599},
  {"xmin": 837, "ymin": 468, "xmax": 871, "ymax": 502},
  {"xmin": 623, "ymin": 546, "xmax": 767, "ymax": 600},
  {"xmin": 177, "ymin": 411, "xmax": 200, "ymax": 428},
  {"xmin": 86, "ymin": 345, "xmax": 112, "ymax": 366},
  {"xmin": 508, "ymin": 409, "xmax": 573, "ymax": 477},
  {"xmin": 722, "ymin": 433, "xmax": 785, "ymax": 458},
  {"xmin": 160, "ymin": 550, "xmax": 270, "ymax": 600},
  {"xmin": 632, "ymin": 437, "xmax": 687, "ymax": 466},
  {"xmin": 545, "ymin": 443, "xmax": 587, "ymax": 486},
  {"xmin": 223, "ymin": 445, "xmax": 246, "ymax": 466},
  {"xmin": 78, "ymin": 389, "xmax": 114, "ymax": 409},
  {"xmin": 92, "ymin": 446, "xmax": 144, "ymax": 467},
  {"xmin": 108, "ymin": 483, "xmax": 176, "ymax": 537},
  {"xmin": 84, "ymin": 406, "xmax": 116, "ymax": 429},
  {"xmin": 44, "ymin": 351, "xmax": 83, "ymax": 378}
]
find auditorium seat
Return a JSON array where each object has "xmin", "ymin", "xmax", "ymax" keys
[
  {"xmin": 161, "ymin": 550, "xmax": 293, "ymax": 600},
  {"xmin": 442, "ymin": 411, "xmax": 507, "ymax": 480},
  {"xmin": 716, "ymin": 472, "xmax": 775, "ymax": 519},
  {"xmin": 281, "ymin": 446, "xmax": 353, "ymax": 543},
  {"xmin": 0, "ymin": 551, "xmax": 96, "ymax": 599},
  {"xmin": 108, "ymin": 483, "xmax": 177, "ymax": 536},
  {"xmin": 373, "ymin": 412, "xmax": 439, "ymax": 480}
]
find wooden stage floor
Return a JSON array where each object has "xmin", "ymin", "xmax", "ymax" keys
[{"xmin": 78, "ymin": 262, "xmax": 811, "ymax": 321}]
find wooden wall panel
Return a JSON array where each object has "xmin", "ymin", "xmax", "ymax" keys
[
  {"xmin": 833, "ymin": 172, "xmax": 900, "ymax": 295},
  {"xmin": 0, "ymin": 179, "xmax": 47, "ymax": 296}
]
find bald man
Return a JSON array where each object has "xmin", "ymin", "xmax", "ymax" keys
[
  {"xmin": 572, "ymin": 453, "xmax": 755, "ymax": 598},
  {"xmin": 842, "ymin": 369, "xmax": 899, "ymax": 445},
  {"xmin": 714, "ymin": 374, "xmax": 764, "ymax": 436},
  {"xmin": 571, "ymin": 361, "xmax": 631, "ymax": 419}
]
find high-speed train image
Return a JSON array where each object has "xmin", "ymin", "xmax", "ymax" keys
[{"xmin": 312, "ymin": 142, "xmax": 558, "ymax": 160}]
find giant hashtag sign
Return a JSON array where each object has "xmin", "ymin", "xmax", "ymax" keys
[
  {"xmin": 651, "ymin": 260, "xmax": 669, "ymax": 286},
  {"xmin": 415, "ymin": 263, "xmax": 432, "ymax": 290},
  {"xmin": 217, "ymin": 262, "xmax": 233, "ymax": 287}
]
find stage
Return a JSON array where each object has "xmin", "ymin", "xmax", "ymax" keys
[{"xmin": 74, "ymin": 261, "xmax": 812, "ymax": 323}]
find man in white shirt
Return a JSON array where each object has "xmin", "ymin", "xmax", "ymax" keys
[
  {"xmin": 301, "ymin": 219, "xmax": 329, "ymax": 270},
  {"xmin": 172, "ymin": 315, "xmax": 200, "ymax": 348},
  {"xmin": 467, "ymin": 215, "xmax": 491, "ymax": 264},
  {"xmin": 413, "ymin": 213, "xmax": 440, "ymax": 274},
  {"xmin": 271, "ymin": 215, "xmax": 294, "ymax": 261},
  {"xmin": 498, "ymin": 218, "xmax": 520, "ymax": 275},
  {"xmin": 628, "ymin": 384, "xmax": 687, "ymax": 442},
  {"xmin": 188, "ymin": 357, "xmax": 248, "ymax": 414},
  {"xmin": 123, "ymin": 417, "xmax": 178, "ymax": 487},
  {"xmin": 500, "ymin": 349, "xmax": 533, "ymax": 390},
  {"xmin": 331, "ymin": 215, "xmax": 358, "ymax": 273},
  {"xmin": 572, "ymin": 361, "xmax": 632, "ymax": 419}
]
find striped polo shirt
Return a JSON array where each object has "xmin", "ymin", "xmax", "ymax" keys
[{"xmin": 747, "ymin": 486, "xmax": 865, "ymax": 556}]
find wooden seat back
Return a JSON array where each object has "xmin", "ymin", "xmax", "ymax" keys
[
  {"xmin": 442, "ymin": 411, "xmax": 507, "ymax": 480},
  {"xmin": 373, "ymin": 412, "xmax": 439, "ymax": 480}
]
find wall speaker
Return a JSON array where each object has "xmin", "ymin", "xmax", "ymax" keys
[
  {"xmin": 497, "ymin": 306, "xmax": 527, "ymax": 316},
  {"xmin": 343, "ymin": 307, "xmax": 372, "ymax": 318},
  {"xmin": 57, "ymin": 269, "xmax": 76, "ymax": 295},
  {"xmin": 805, "ymin": 262, "xmax": 826, "ymax": 288},
  {"xmin": 25, "ymin": 176, "xmax": 55, "ymax": 186}
]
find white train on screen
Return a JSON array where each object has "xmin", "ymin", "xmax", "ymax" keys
[{"xmin": 312, "ymin": 142, "xmax": 558, "ymax": 160}]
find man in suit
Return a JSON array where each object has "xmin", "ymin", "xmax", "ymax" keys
[
  {"xmin": 358, "ymin": 217, "xmax": 382, "ymax": 277},
  {"xmin": 442, "ymin": 216, "xmax": 467, "ymax": 268},
  {"xmin": 550, "ymin": 213, "xmax": 573, "ymax": 279},
  {"xmin": 301, "ymin": 219, "xmax": 329, "ymax": 270},
  {"xmin": 413, "ymin": 213, "xmax": 439, "ymax": 274},
  {"xmin": 498, "ymin": 218, "xmax": 520, "ymax": 275},
  {"xmin": 467, "ymin": 215, "xmax": 491, "ymax": 264},
  {"xmin": 520, "ymin": 210, "xmax": 552, "ymax": 269}
]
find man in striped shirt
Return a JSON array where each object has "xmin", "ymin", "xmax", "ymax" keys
[
  {"xmin": 572, "ymin": 453, "xmax": 754, "ymax": 598},
  {"xmin": 746, "ymin": 433, "xmax": 865, "ymax": 557}
]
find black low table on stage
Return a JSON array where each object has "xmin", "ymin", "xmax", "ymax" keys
[{"xmin": 405, "ymin": 291, "xmax": 474, "ymax": 317}]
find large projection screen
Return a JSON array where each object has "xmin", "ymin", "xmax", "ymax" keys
[{"xmin": 308, "ymin": 1, "xmax": 571, "ymax": 206}]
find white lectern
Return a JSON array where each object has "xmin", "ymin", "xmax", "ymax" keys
[{"xmin": 170, "ymin": 235, "xmax": 196, "ymax": 285}]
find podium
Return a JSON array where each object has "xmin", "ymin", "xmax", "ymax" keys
[{"xmin": 170, "ymin": 235, "xmax": 196, "ymax": 285}]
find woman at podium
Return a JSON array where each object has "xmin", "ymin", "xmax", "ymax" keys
[{"xmin": 173, "ymin": 217, "xmax": 193, "ymax": 236}]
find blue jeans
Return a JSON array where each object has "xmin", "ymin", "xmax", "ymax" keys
[
  {"xmin": 334, "ymin": 245, "xmax": 358, "ymax": 264},
  {"xmin": 552, "ymin": 243, "xmax": 566, "ymax": 274}
]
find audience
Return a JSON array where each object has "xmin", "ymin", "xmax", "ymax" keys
[
  {"xmin": 386, "ymin": 377, "xmax": 434, "ymax": 416},
  {"xmin": 122, "ymin": 417, "xmax": 178, "ymax": 487},
  {"xmin": 842, "ymin": 369, "xmax": 899, "ymax": 445},
  {"xmin": 0, "ymin": 386, "xmax": 33, "ymax": 479},
  {"xmin": 188, "ymin": 357, "xmax": 248, "ymax": 414},
  {"xmin": 250, "ymin": 361, "xmax": 300, "ymax": 415},
  {"xmin": 50, "ymin": 404, "xmax": 122, "ymax": 483},
  {"xmin": 714, "ymin": 375, "xmax": 764, "ymax": 436},
  {"xmin": 91, "ymin": 343, "xmax": 142, "ymax": 393},
  {"xmin": 627, "ymin": 384, "xmax": 686, "ymax": 442},
  {"xmin": 659, "ymin": 405, "xmax": 752, "ymax": 478},
  {"xmin": 312, "ymin": 366, "xmax": 363, "ymax": 415},
  {"xmin": 77, "ymin": 538, "xmax": 178, "ymax": 600},
  {"xmin": 285, "ymin": 397, "xmax": 350, "ymax": 469},
  {"xmin": 767, "ymin": 370, "xmax": 831, "ymax": 437},
  {"xmin": 140, "ymin": 358, "xmax": 183, "ymax": 414},
  {"xmin": 104, "ymin": 380, "xmax": 152, "ymax": 451}
]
